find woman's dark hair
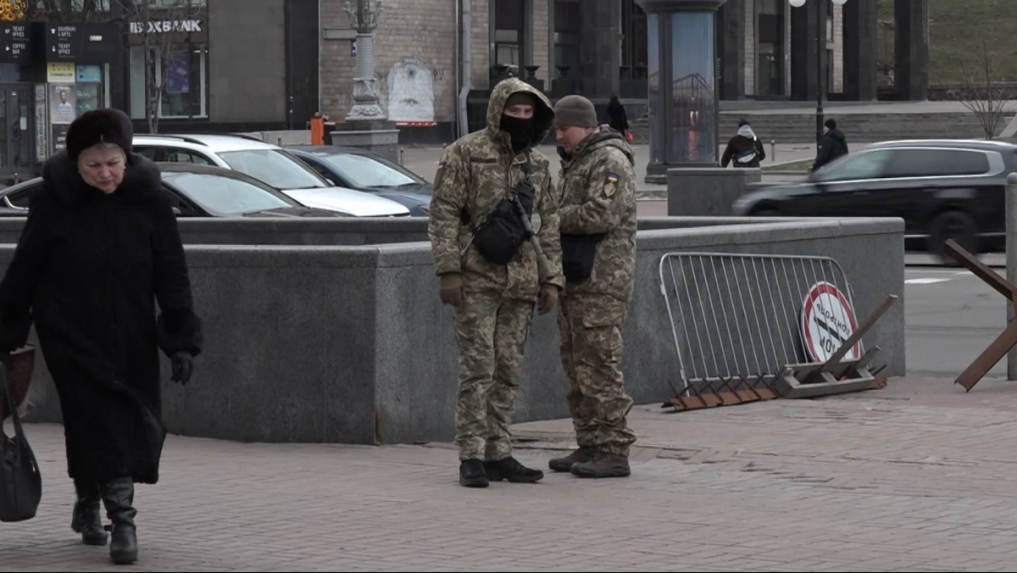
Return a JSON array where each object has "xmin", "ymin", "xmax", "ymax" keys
[{"xmin": 609, "ymin": 96, "xmax": 620, "ymax": 104}]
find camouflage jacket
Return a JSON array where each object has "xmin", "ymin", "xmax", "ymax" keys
[
  {"xmin": 557, "ymin": 126, "xmax": 637, "ymax": 302},
  {"xmin": 428, "ymin": 78, "xmax": 564, "ymax": 302}
]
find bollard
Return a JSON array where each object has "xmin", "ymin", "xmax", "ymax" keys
[
  {"xmin": 771, "ymin": 140, "xmax": 776, "ymax": 162},
  {"xmin": 399, "ymin": 147, "xmax": 405, "ymax": 166},
  {"xmin": 278, "ymin": 137, "xmax": 283, "ymax": 147},
  {"xmin": 1008, "ymin": 172, "xmax": 1017, "ymax": 380}
]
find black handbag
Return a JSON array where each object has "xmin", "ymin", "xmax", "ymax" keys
[{"xmin": 0, "ymin": 364, "xmax": 42, "ymax": 522}]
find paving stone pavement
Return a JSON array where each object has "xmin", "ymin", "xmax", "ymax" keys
[{"xmin": 5, "ymin": 376, "xmax": 1017, "ymax": 571}]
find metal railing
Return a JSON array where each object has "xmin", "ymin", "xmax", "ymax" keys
[{"xmin": 658, "ymin": 252, "xmax": 861, "ymax": 393}]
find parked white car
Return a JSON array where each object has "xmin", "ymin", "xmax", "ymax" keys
[{"xmin": 132, "ymin": 134, "xmax": 411, "ymax": 217}]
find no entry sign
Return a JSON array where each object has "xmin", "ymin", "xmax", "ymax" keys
[{"xmin": 801, "ymin": 281, "xmax": 860, "ymax": 362}]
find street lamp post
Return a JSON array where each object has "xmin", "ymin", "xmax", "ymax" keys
[
  {"xmin": 344, "ymin": 0, "xmax": 386, "ymax": 121},
  {"xmin": 789, "ymin": 0, "xmax": 847, "ymax": 146}
]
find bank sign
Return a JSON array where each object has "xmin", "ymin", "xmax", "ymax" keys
[{"xmin": 129, "ymin": 19, "xmax": 203, "ymax": 34}]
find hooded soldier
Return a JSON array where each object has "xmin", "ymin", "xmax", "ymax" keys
[{"xmin": 428, "ymin": 78, "xmax": 564, "ymax": 488}]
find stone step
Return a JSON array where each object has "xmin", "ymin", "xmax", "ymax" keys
[{"xmin": 627, "ymin": 111, "xmax": 1011, "ymax": 144}]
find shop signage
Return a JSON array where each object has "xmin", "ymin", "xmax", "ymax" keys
[
  {"xmin": 0, "ymin": 23, "xmax": 30, "ymax": 65},
  {"xmin": 46, "ymin": 62, "xmax": 75, "ymax": 83},
  {"xmin": 130, "ymin": 19, "xmax": 203, "ymax": 34},
  {"xmin": 42, "ymin": 22, "xmax": 120, "ymax": 63}
]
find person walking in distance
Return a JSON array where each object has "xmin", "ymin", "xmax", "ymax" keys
[
  {"xmin": 721, "ymin": 119, "xmax": 766, "ymax": 168},
  {"xmin": 548, "ymin": 95, "xmax": 638, "ymax": 478},
  {"xmin": 0, "ymin": 109, "xmax": 202, "ymax": 565},
  {"xmin": 428, "ymin": 78, "xmax": 564, "ymax": 488},
  {"xmin": 606, "ymin": 96, "xmax": 630, "ymax": 140},
  {"xmin": 812, "ymin": 118, "xmax": 849, "ymax": 172}
]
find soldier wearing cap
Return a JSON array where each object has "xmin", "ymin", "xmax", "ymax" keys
[{"xmin": 547, "ymin": 95, "xmax": 638, "ymax": 479}]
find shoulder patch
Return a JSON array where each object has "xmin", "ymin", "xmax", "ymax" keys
[{"xmin": 603, "ymin": 173, "xmax": 619, "ymax": 197}]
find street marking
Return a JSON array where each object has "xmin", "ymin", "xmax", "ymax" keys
[{"xmin": 905, "ymin": 278, "xmax": 953, "ymax": 284}]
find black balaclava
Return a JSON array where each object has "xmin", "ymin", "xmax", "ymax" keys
[{"xmin": 500, "ymin": 92, "xmax": 538, "ymax": 153}]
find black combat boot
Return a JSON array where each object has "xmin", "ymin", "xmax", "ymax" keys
[
  {"xmin": 71, "ymin": 479, "xmax": 108, "ymax": 546},
  {"xmin": 99, "ymin": 477, "xmax": 138, "ymax": 565},
  {"xmin": 548, "ymin": 447, "xmax": 597, "ymax": 473},
  {"xmin": 571, "ymin": 450, "xmax": 631, "ymax": 478},
  {"xmin": 459, "ymin": 460, "xmax": 489, "ymax": 488},
  {"xmin": 483, "ymin": 457, "xmax": 544, "ymax": 483}
]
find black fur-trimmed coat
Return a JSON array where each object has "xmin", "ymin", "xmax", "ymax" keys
[{"xmin": 0, "ymin": 150, "xmax": 202, "ymax": 485}]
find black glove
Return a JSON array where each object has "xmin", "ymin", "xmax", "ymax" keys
[{"xmin": 171, "ymin": 352, "xmax": 193, "ymax": 385}]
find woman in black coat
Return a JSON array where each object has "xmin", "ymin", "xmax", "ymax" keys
[
  {"xmin": 607, "ymin": 96, "xmax": 629, "ymax": 136},
  {"xmin": 0, "ymin": 109, "xmax": 202, "ymax": 565}
]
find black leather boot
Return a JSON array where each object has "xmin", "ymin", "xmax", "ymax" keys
[
  {"xmin": 548, "ymin": 447, "xmax": 597, "ymax": 473},
  {"xmin": 99, "ymin": 477, "xmax": 138, "ymax": 565},
  {"xmin": 459, "ymin": 459, "xmax": 489, "ymax": 488},
  {"xmin": 71, "ymin": 479, "xmax": 108, "ymax": 546},
  {"xmin": 484, "ymin": 457, "xmax": 544, "ymax": 483}
]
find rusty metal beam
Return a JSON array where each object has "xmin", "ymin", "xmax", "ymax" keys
[
  {"xmin": 945, "ymin": 239, "xmax": 1017, "ymax": 299},
  {"xmin": 945, "ymin": 239, "xmax": 1017, "ymax": 392},
  {"xmin": 955, "ymin": 321, "xmax": 1017, "ymax": 392}
]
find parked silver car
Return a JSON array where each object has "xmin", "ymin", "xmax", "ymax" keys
[{"xmin": 132, "ymin": 134, "xmax": 411, "ymax": 217}]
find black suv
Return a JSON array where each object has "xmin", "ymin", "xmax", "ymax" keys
[{"xmin": 732, "ymin": 139, "xmax": 1017, "ymax": 263}]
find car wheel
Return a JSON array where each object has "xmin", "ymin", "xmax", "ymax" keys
[
  {"xmin": 928, "ymin": 210, "xmax": 978, "ymax": 266},
  {"xmin": 750, "ymin": 208, "xmax": 780, "ymax": 217}
]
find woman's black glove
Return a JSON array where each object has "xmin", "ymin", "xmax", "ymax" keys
[{"xmin": 171, "ymin": 352, "xmax": 193, "ymax": 385}]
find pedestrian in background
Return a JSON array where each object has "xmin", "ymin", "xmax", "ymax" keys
[
  {"xmin": 721, "ymin": 119, "xmax": 766, "ymax": 168},
  {"xmin": 607, "ymin": 96, "xmax": 632, "ymax": 142},
  {"xmin": 0, "ymin": 109, "xmax": 203, "ymax": 565},
  {"xmin": 812, "ymin": 118, "xmax": 849, "ymax": 172},
  {"xmin": 549, "ymin": 95, "xmax": 638, "ymax": 479},
  {"xmin": 428, "ymin": 78, "xmax": 564, "ymax": 489}
]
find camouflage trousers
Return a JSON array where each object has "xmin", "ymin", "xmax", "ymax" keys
[
  {"xmin": 558, "ymin": 292, "xmax": 636, "ymax": 456},
  {"xmin": 454, "ymin": 290, "xmax": 534, "ymax": 462}
]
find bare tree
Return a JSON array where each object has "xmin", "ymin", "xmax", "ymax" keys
[
  {"xmin": 114, "ymin": 0, "xmax": 202, "ymax": 133},
  {"xmin": 958, "ymin": 36, "xmax": 1014, "ymax": 140}
]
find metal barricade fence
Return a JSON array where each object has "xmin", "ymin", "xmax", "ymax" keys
[{"xmin": 658, "ymin": 252, "xmax": 861, "ymax": 394}]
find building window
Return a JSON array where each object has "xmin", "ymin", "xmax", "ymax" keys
[
  {"xmin": 129, "ymin": 44, "xmax": 208, "ymax": 119},
  {"xmin": 621, "ymin": 0, "xmax": 647, "ymax": 79},
  {"xmin": 494, "ymin": 0, "xmax": 524, "ymax": 68},
  {"xmin": 757, "ymin": 0, "xmax": 785, "ymax": 96},
  {"xmin": 554, "ymin": 0, "xmax": 580, "ymax": 77}
]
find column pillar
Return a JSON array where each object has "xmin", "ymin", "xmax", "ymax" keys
[
  {"xmin": 790, "ymin": 0, "xmax": 827, "ymax": 102},
  {"xmin": 720, "ymin": 0, "xmax": 746, "ymax": 100},
  {"xmin": 580, "ymin": 0, "xmax": 622, "ymax": 98},
  {"xmin": 843, "ymin": 0, "xmax": 878, "ymax": 100},
  {"xmin": 894, "ymin": 0, "xmax": 928, "ymax": 101},
  {"xmin": 638, "ymin": 0, "xmax": 727, "ymax": 184}
]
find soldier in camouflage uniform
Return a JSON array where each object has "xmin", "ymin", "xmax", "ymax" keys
[
  {"xmin": 548, "ymin": 95, "xmax": 638, "ymax": 478},
  {"xmin": 428, "ymin": 78, "xmax": 565, "ymax": 488}
]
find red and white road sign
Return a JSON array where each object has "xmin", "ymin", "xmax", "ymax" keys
[{"xmin": 800, "ymin": 281, "xmax": 860, "ymax": 362}]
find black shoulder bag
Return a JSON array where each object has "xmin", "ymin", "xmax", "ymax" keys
[
  {"xmin": 0, "ymin": 362, "xmax": 42, "ymax": 523},
  {"xmin": 469, "ymin": 152, "xmax": 537, "ymax": 265}
]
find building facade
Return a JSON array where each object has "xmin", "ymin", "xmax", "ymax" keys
[{"xmin": 317, "ymin": 0, "xmax": 924, "ymax": 142}]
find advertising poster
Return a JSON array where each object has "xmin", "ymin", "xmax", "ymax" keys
[
  {"xmin": 49, "ymin": 84, "xmax": 76, "ymax": 125},
  {"xmin": 34, "ymin": 84, "xmax": 47, "ymax": 162},
  {"xmin": 52, "ymin": 125, "xmax": 69, "ymax": 153},
  {"xmin": 165, "ymin": 52, "xmax": 190, "ymax": 94}
]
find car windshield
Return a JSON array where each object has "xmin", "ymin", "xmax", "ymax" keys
[
  {"xmin": 317, "ymin": 152, "xmax": 427, "ymax": 189},
  {"xmin": 165, "ymin": 172, "xmax": 298, "ymax": 215},
  {"xmin": 218, "ymin": 149, "xmax": 328, "ymax": 190}
]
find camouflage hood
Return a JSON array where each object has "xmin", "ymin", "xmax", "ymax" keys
[
  {"xmin": 486, "ymin": 78, "xmax": 555, "ymax": 149},
  {"xmin": 568, "ymin": 125, "xmax": 636, "ymax": 167}
]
